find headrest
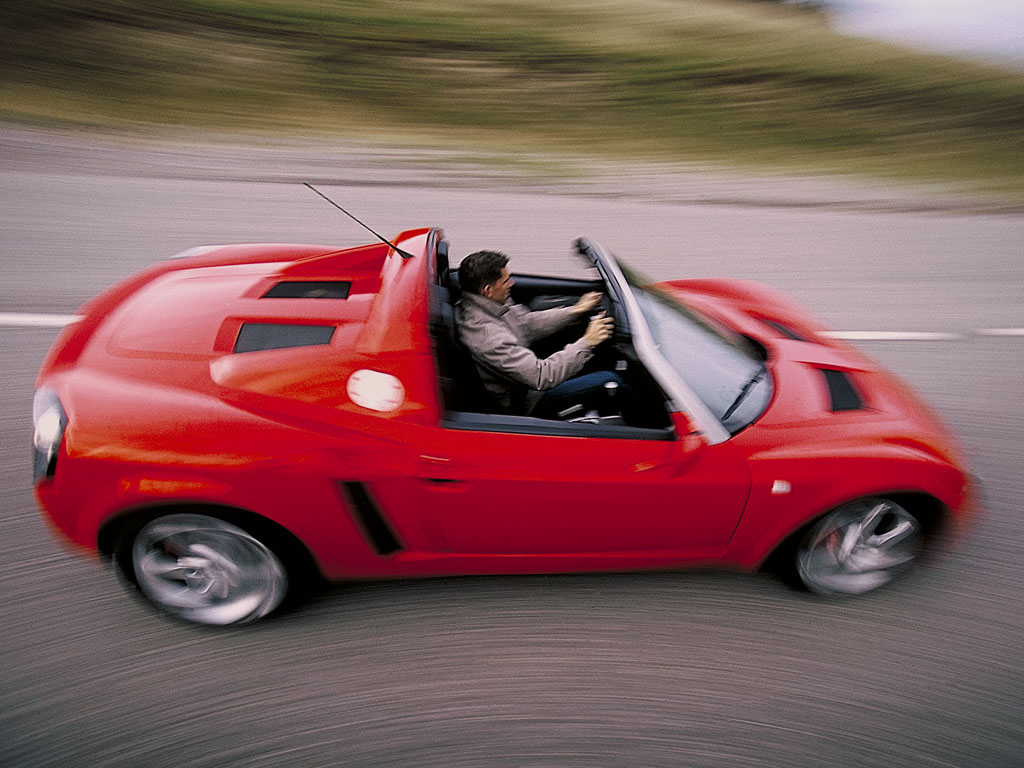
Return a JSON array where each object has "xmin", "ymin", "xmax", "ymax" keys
[
  {"xmin": 436, "ymin": 239, "xmax": 450, "ymax": 286},
  {"xmin": 448, "ymin": 270, "xmax": 463, "ymax": 303}
]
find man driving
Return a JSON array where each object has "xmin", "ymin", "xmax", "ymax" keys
[{"xmin": 456, "ymin": 250, "xmax": 621, "ymax": 417}]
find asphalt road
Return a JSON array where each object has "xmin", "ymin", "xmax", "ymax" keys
[{"xmin": 1, "ymin": 132, "xmax": 1022, "ymax": 767}]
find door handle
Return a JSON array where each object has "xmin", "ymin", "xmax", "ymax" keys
[
  {"xmin": 418, "ymin": 454, "xmax": 466, "ymax": 489},
  {"xmin": 419, "ymin": 454, "xmax": 452, "ymax": 466}
]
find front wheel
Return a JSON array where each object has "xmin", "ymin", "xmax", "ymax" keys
[
  {"xmin": 124, "ymin": 513, "xmax": 289, "ymax": 625},
  {"xmin": 796, "ymin": 498, "xmax": 922, "ymax": 596}
]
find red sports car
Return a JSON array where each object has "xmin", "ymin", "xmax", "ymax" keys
[{"xmin": 33, "ymin": 226, "xmax": 977, "ymax": 625}]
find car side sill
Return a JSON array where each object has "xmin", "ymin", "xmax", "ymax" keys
[{"xmin": 443, "ymin": 411, "xmax": 675, "ymax": 440}]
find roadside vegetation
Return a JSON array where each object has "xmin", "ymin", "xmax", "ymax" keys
[{"xmin": 2, "ymin": 0, "xmax": 1023, "ymax": 195}]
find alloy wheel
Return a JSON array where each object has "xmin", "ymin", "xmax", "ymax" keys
[
  {"xmin": 797, "ymin": 498, "xmax": 921, "ymax": 595},
  {"xmin": 131, "ymin": 514, "xmax": 288, "ymax": 625}
]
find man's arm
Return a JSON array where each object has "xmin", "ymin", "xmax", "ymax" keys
[
  {"xmin": 480, "ymin": 335, "xmax": 592, "ymax": 391},
  {"xmin": 465, "ymin": 312, "xmax": 613, "ymax": 391},
  {"xmin": 517, "ymin": 292, "xmax": 603, "ymax": 343}
]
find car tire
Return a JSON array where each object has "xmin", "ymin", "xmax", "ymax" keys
[
  {"xmin": 796, "ymin": 497, "xmax": 922, "ymax": 596},
  {"xmin": 119, "ymin": 512, "xmax": 291, "ymax": 626}
]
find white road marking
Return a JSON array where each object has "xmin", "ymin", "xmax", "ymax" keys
[
  {"xmin": 975, "ymin": 328, "xmax": 1024, "ymax": 337},
  {"xmin": 0, "ymin": 313, "xmax": 1020, "ymax": 341},
  {"xmin": 822, "ymin": 330, "xmax": 965, "ymax": 341},
  {"xmin": 0, "ymin": 313, "xmax": 81, "ymax": 328}
]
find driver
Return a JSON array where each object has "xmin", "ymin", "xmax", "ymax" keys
[{"xmin": 456, "ymin": 250, "xmax": 622, "ymax": 417}]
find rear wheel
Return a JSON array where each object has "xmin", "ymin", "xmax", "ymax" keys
[
  {"xmin": 796, "ymin": 498, "xmax": 922, "ymax": 595},
  {"xmin": 124, "ymin": 513, "xmax": 289, "ymax": 625}
]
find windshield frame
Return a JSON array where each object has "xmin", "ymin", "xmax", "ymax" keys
[{"xmin": 575, "ymin": 238, "xmax": 732, "ymax": 446}]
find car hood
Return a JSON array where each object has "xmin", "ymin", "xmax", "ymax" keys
[{"xmin": 660, "ymin": 278, "xmax": 961, "ymax": 461}]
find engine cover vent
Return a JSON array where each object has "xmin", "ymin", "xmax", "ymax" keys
[
  {"xmin": 234, "ymin": 322, "xmax": 335, "ymax": 353},
  {"xmin": 262, "ymin": 281, "xmax": 351, "ymax": 299},
  {"xmin": 760, "ymin": 318, "xmax": 808, "ymax": 342},
  {"xmin": 820, "ymin": 368, "xmax": 864, "ymax": 412}
]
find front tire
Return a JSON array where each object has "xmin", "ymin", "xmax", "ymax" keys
[
  {"xmin": 124, "ymin": 513, "xmax": 289, "ymax": 626},
  {"xmin": 796, "ymin": 498, "xmax": 922, "ymax": 596}
]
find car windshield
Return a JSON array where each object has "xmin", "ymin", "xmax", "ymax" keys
[{"xmin": 619, "ymin": 262, "xmax": 771, "ymax": 434}]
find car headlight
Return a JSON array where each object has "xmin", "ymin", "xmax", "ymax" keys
[{"xmin": 33, "ymin": 389, "xmax": 67, "ymax": 482}]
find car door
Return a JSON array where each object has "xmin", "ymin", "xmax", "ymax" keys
[{"xmin": 384, "ymin": 414, "xmax": 751, "ymax": 559}]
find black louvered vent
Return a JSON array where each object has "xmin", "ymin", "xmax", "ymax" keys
[
  {"xmin": 262, "ymin": 281, "xmax": 351, "ymax": 299},
  {"xmin": 340, "ymin": 482, "xmax": 403, "ymax": 555},
  {"xmin": 761, "ymin": 318, "xmax": 808, "ymax": 342},
  {"xmin": 234, "ymin": 322, "xmax": 335, "ymax": 353},
  {"xmin": 821, "ymin": 369, "xmax": 864, "ymax": 412}
]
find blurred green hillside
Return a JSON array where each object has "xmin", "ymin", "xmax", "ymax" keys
[{"xmin": 2, "ymin": 0, "xmax": 1023, "ymax": 193}]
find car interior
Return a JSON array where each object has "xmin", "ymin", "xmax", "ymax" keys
[{"xmin": 430, "ymin": 242, "xmax": 675, "ymax": 440}]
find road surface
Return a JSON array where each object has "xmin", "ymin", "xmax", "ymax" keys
[{"xmin": 1, "ymin": 130, "xmax": 1021, "ymax": 767}]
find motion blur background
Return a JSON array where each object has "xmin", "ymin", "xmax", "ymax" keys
[
  {"xmin": 1, "ymin": 2, "xmax": 1022, "ymax": 766},
  {"xmin": 2, "ymin": 0, "xmax": 1023, "ymax": 194}
]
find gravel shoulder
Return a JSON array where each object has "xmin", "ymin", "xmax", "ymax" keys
[{"xmin": 4, "ymin": 125, "xmax": 1021, "ymax": 215}]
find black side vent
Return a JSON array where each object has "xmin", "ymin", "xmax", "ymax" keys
[
  {"xmin": 821, "ymin": 369, "xmax": 864, "ymax": 412},
  {"xmin": 761, "ymin": 318, "xmax": 808, "ymax": 342},
  {"xmin": 340, "ymin": 482, "xmax": 403, "ymax": 555},
  {"xmin": 234, "ymin": 322, "xmax": 334, "ymax": 353},
  {"xmin": 262, "ymin": 281, "xmax": 351, "ymax": 299}
]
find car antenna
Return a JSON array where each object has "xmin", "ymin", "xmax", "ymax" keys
[{"xmin": 303, "ymin": 183, "xmax": 414, "ymax": 259}]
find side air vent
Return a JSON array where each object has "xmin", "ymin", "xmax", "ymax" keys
[
  {"xmin": 262, "ymin": 281, "xmax": 351, "ymax": 299},
  {"xmin": 340, "ymin": 482, "xmax": 403, "ymax": 555},
  {"xmin": 761, "ymin": 318, "xmax": 808, "ymax": 342},
  {"xmin": 820, "ymin": 369, "xmax": 864, "ymax": 412},
  {"xmin": 234, "ymin": 322, "xmax": 335, "ymax": 353}
]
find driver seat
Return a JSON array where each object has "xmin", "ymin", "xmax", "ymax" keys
[{"xmin": 432, "ymin": 272, "xmax": 501, "ymax": 415}]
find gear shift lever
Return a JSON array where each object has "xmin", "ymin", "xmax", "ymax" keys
[{"xmin": 601, "ymin": 379, "xmax": 619, "ymax": 416}]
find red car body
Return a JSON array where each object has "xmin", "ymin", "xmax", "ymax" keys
[{"xmin": 33, "ymin": 226, "xmax": 976, "ymax": 623}]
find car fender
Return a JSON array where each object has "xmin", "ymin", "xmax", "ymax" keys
[
  {"xmin": 723, "ymin": 439, "xmax": 969, "ymax": 569},
  {"xmin": 35, "ymin": 368, "xmax": 416, "ymax": 577}
]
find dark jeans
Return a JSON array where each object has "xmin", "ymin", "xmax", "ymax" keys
[{"xmin": 533, "ymin": 371, "xmax": 627, "ymax": 420}]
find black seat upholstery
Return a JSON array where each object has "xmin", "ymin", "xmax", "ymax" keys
[
  {"xmin": 432, "ymin": 275, "xmax": 499, "ymax": 414},
  {"xmin": 436, "ymin": 239, "xmax": 451, "ymax": 288}
]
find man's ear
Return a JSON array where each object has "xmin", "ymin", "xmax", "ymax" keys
[{"xmin": 481, "ymin": 282, "xmax": 493, "ymax": 299}]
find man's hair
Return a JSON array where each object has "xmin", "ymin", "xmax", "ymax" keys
[{"xmin": 458, "ymin": 250, "xmax": 509, "ymax": 296}]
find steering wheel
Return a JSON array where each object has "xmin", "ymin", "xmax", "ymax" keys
[{"xmin": 597, "ymin": 290, "xmax": 630, "ymax": 347}]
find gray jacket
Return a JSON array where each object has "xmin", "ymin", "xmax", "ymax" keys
[{"xmin": 457, "ymin": 292, "xmax": 593, "ymax": 414}]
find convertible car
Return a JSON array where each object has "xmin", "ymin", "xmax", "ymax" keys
[{"xmin": 33, "ymin": 225, "xmax": 976, "ymax": 625}]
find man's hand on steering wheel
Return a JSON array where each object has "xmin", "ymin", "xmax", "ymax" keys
[
  {"xmin": 583, "ymin": 312, "xmax": 614, "ymax": 347},
  {"xmin": 570, "ymin": 292, "xmax": 602, "ymax": 316}
]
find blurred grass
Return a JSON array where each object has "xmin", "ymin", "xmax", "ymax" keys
[{"xmin": 2, "ymin": 0, "xmax": 1023, "ymax": 195}]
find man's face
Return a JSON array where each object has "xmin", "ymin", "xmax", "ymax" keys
[{"xmin": 483, "ymin": 267, "xmax": 514, "ymax": 304}]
